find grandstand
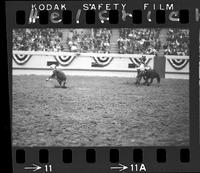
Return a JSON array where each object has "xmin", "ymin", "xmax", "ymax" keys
[{"xmin": 13, "ymin": 28, "xmax": 189, "ymax": 56}]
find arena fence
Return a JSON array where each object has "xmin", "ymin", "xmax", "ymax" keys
[{"xmin": 12, "ymin": 51, "xmax": 190, "ymax": 79}]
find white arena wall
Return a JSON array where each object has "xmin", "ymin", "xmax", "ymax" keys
[
  {"xmin": 12, "ymin": 51, "xmax": 191, "ymax": 79},
  {"xmin": 12, "ymin": 56, "xmax": 146, "ymax": 78}
]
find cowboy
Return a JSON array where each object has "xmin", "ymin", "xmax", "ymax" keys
[
  {"xmin": 135, "ymin": 55, "xmax": 151, "ymax": 84},
  {"xmin": 46, "ymin": 64, "xmax": 67, "ymax": 88}
]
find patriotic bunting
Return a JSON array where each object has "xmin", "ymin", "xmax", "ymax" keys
[
  {"xmin": 13, "ymin": 54, "xmax": 32, "ymax": 65},
  {"xmin": 53, "ymin": 55, "xmax": 77, "ymax": 66},
  {"xmin": 92, "ymin": 56, "xmax": 114, "ymax": 67},
  {"xmin": 167, "ymin": 59, "xmax": 189, "ymax": 70},
  {"xmin": 129, "ymin": 57, "xmax": 152, "ymax": 67},
  {"xmin": 12, "ymin": 51, "xmax": 189, "ymax": 71}
]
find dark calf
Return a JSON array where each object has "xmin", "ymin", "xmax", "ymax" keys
[{"xmin": 144, "ymin": 69, "xmax": 160, "ymax": 86}]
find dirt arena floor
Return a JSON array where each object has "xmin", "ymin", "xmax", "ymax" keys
[{"xmin": 12, "ymin": 75, "xmax": 189, "ymax": 146}]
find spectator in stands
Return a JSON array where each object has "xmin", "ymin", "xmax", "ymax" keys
[
  {"xmin": 163, "ymin": 29, "xmax": 189, "ymax": 56},
  {"xmin": 13, "ymin": 29, "xmax": 63, "ymax": 52},
  {"xmin": 66, "ymin": 28, "xmax": 111, "ymax": 53},
  {"xmin": 117, "ymin": 29, "xmax": 160, "ymax": 55},
  {"xmin": 13, "ymin": 28, "xmax": 188, "ymax": 56}
]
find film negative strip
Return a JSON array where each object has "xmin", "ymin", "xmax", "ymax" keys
[{"xmin": 2, "ymin": 0, "xmax": 200, "ymax": 173}]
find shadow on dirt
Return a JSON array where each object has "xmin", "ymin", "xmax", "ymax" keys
[{"xmin": 54, "ymin": 85, "xmax": 67, "ymax": 89}]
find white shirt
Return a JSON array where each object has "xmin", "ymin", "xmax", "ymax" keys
[
  {"xmin": 145, "ymin": 66, "xmax": 151, "ymax": 70},
  {"xmin": 138, "ymin": 63, "xmax": 145, "ymax": 71}
]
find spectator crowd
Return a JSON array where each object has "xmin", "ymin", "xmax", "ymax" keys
[
  {"xmin": 67, "ymin": 29, "xmax": 111, "ymax": 53},
  {"xmin": 13, "ymin": 28, "xmax": 189, "ymax": 56},
  {"xmin": 163, "ymin": 29, "xmax": 189, "ymax": 56},
  {"xmin": 13, "ymin": 29, "xmax": 63, "ymax": 51},
  {"xmin": 117, "ymin": 28, "xmax": 161, "ymax": 55}
]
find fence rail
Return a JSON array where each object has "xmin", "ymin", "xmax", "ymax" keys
[{"xmin": 12, "ymin": 51, "xmax": 190, "ymax": 79}]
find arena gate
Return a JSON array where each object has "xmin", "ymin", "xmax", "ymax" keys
[{"xmin": 12, "ymin": 51, "xmax": 190, "ymax": 79}]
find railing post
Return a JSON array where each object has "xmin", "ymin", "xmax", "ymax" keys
[{"xmin": 153, "ymin": 51, "xmax": 166, "ymax": 78}]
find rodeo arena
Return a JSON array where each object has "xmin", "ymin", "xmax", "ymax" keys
[{"xmin": 12, "ymin": 28, "xmax": 190, "ymax": 146}]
